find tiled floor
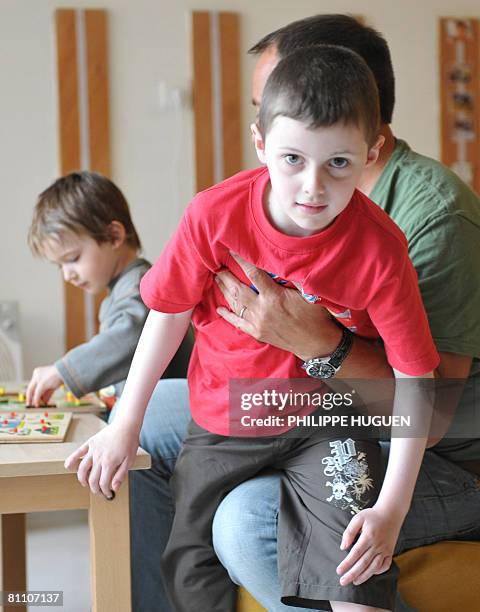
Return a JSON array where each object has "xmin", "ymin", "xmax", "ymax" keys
[{"xmin": 26, "ymin": 510, "xmax": 90, "ymax": 611}]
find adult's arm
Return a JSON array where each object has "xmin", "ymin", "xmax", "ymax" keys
[
  {"xmin": 215, "ymin": 253, "xmax": 392, "ymax": 378},
  {"xmin": 215, "ymin": 254, "xmax": 473, "ymax": 444}
]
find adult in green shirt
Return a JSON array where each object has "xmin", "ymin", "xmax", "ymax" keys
[
  {"xmin": 211, "ymin": 13, "xmax": 480, "ymax": 609},
  {"xmin": 129, "ymin": 14, "xmax": 480, "ymax": 612}
]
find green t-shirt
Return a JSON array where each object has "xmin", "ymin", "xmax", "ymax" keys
[{"xmin": 370, "ymin": 139, "xmax": 480, "ymax": 360}]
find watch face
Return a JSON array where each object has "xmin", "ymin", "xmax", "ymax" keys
[{"xmin": 306, "ymin": 361, "xmax": 336, "ymax": 379}]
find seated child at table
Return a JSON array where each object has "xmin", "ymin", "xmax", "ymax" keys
[{"xmin": 26, "ymin": 171, "xmax": 191, "ymax": 407}]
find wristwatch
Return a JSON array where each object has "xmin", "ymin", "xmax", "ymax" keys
[{"xmin": 301, "ymin": 328, "xmax": 353, "ymax": 379}]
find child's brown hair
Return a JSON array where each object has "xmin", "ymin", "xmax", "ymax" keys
[
  {"xmin": 258, "ymin": 45, "xmax": 380, "ymax": 147},
  {"xmin": 28, "ymin": 171, "xmax": 141, "ymax": 256}
]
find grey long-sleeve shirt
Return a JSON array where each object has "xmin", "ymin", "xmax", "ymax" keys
[{"xmin": 56, "ymin": 258, "xmax": 151, "ymax": 398}]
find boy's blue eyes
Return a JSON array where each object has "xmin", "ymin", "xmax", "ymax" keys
[
  {"xmin": 329, "ymin": 157, "xmax": 349, "ymax": 169},
  {"xmin": 283, "ymin": 155, "xmax": 349, "ymax": 169},
  {"xmin": 285, "ymin": 154, "xmax": 301, "ymax": 165}
]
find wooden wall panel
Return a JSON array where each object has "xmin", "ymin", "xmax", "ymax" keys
[
  {"xmin": 55, "ymin": 9, "xmax": 111, "ymax": 351},
  {"xmin": 219, "ymin": 14, "xmax": 242, "ymax": 180},
  {"xmin": 56, "ymin": 10, "xmax": 86, "ymax": 351},
  {"xmin": 192, "ymin": 11, "xmax": 242, "ymax": 192},
  {"xmin": 192, "ymin": 12, "xmax": 214, "ymax": 192},
  {"xmin": 85, "ymin": 10, "xmax": 111, "ymax": 178},
  {"xmin": 84, "ymin": 10, "xmax": 111, "ymax": 318}
]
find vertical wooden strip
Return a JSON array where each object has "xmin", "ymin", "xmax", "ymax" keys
[
  {"xmin": 56, "ymin": 10, "xmax": 81, "ymax": 174},
  {"xmin": 85, "ymin": 10, "xmax": 111, "ymax": 178},
  {"xmin": 1, "ymin": 514, "xmax": 27, "ymax": 612},
  {"xmin": 56, "ymin": 9, "xmax": 86, "ymax": 350},
  {"xmin": 85, "ymin": 10, "xmax": 111, "ymax": 324},
  {"xmin": 192, "ymin": 12, "xmax": 215, "ymax": 192},
  {"xmin": 219, "ymin": 13, "xmax": 242, "ymax": 179}
]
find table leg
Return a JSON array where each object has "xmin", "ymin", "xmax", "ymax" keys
[
  {"xmin": 89, "ymin": 481, "xmax": 131, "ymax": 612},
  {"xmin": 1, "ymin": 514, "xmax": 27, "ymax": 612}
]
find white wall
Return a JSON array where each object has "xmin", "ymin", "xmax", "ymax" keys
[{"xmin": 1, "ymin": 0, "xmax": 479, "ymax": 376}]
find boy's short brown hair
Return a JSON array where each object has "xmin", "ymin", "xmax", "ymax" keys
[
  {"xmin": 258, "ymin": 45, "xmax": 380, "ymax": 147},
  {"xmin": 28, "ymin": 171, "xmax": 141, "ymax": 256}
]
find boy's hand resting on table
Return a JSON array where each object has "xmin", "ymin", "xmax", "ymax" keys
[
  {"xmin": 64, "ymin": 421, "xmax": 140, "ymax": 499},
  {"xmin": 26, "ymin": 364, "xmax": 63, "ymax": 406},
  {"xmin": 336, "ymin": 503, "xmax": 404, "ymax": 586}
]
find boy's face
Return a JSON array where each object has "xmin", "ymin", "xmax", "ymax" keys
[
  {"xmin": 42, "ymin": 233, "xmax": 120, "ymax": 294},
  {"xmin": 253, "ymin": 116, "xmax": 381, "ymax": 236}
]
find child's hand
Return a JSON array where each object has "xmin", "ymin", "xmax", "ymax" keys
[
  {"xmin": 27, "ymin": 365, "xmax": 63, "ymax": 406},
  {"xmin": 336, "ymin": 505, "xmax": 403, "ymax": 586},
  {"xmin": 64, "ymin": 422, "xmax": 140, "ymax": 498}
]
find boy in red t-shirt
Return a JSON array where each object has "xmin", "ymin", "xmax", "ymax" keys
[{"xmin": 66, "ymin": 46, "xmax": 438, "ymax": 612}]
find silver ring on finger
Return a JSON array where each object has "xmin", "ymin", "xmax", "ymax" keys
[{"xmin": 239, "ymin": 305, "xmax": 247, "ymax": 319}]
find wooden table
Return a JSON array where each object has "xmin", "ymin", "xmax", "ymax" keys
[{"xmin": 0, "ymin": 413, "xmax": 150, "ymax": 612}]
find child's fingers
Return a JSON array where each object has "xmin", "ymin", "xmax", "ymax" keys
[
  {"xmin": 26, "ymin": 379, "xmax": 35, "ymax": 406},
  {"xmin": 99, "ymin": 463, "xmax": 118, "ymax": 499},
  {"xmin": 40, "ymin": 388, "xmax": 55, "ymax": 405},
  {"xmin": 32, "ymin": 385, "xmax": 43, "ymax": 407},
  {"xmin": 111, "ymin": 457, "xmax": 129, "ymax": 493},
  {"xmin": 87, "ymin": 460, "xmax": 102, "ymax": 494},
  {"xmin": 64, "ymin": 442, "xmax": 89, "ymax": 470},
  {"xmin": 340, "ymin": 512, "xmax": 364, "ymax": 550},
  {"xmin": 375, "ymin": 555, "xmax": 392, "ymax": 575},
  {"xmin": 76, "ymin": 451, "xmax": 93, "ymax": 487},
  {"xmin": 349, "ymin": 553, "xmax": 384, "ymax": 586},
  {"xmin": 337, "ymin": 535, "xmax": 373, "ymax": 583},
  {"xmin": 339, "ymin": 547, "xmax": 378, "ymax": 585}
]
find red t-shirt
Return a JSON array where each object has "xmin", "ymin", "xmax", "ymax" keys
[{"xmin": 141, "ymin": 167, "xmax": 439, "ymax": 435}]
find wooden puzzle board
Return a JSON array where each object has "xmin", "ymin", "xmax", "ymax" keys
[{"xmin": 0, "ymin": 411, "xmax": 72, "ymax": 443}]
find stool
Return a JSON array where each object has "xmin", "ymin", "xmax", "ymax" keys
[{"xmin": 237, "ymin": 540, "xmax": 480, "ymax": 612}]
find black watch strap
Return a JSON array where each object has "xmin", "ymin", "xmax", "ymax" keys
[{"xmin": 301, "ymin": 328, "xmax": 353, "ymax": 379}]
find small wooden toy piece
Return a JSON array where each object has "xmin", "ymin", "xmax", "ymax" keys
[{"xmin": 62, "ymin": 390, "xmax": 92, "ymax": 408}]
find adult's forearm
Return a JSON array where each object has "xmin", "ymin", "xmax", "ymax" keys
[{"xmin": 325, "ymin": 333, "xmax": 392, "ymax": 380}]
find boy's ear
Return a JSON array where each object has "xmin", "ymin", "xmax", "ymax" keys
[
  {"xmin": 251, "ymin": 122, "xmax": 266, "ymax": 164},
  {"xmin": 107, "ymin": 221, "xmax": 127, "ymax": 248},
  {"xmin": 365, "ymin": 134, "xmax": 385, "ymax": 167}
]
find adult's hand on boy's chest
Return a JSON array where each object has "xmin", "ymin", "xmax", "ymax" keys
[{"xmin": 214, "ymin": 252, "xmax": 338, "ymax": 361}]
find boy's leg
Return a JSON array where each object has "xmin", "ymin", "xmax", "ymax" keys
[
  {"xmin": 213, "ymin": 470, "xmax": 322, "ymax": 611},
  {"xmin": 213, "ymin": 445, "xmax": 480, "ymax": 612},
  {"xmin": 278, "ymin": 436, "xmax": 397, "ymax": 610},
  {"xmin": 161, "ymin": 423, "xmax": 277, "ymax": 612},
  {"xmin": 110, "ymin": 378, "xmax": 191, "ymax": 612}
]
